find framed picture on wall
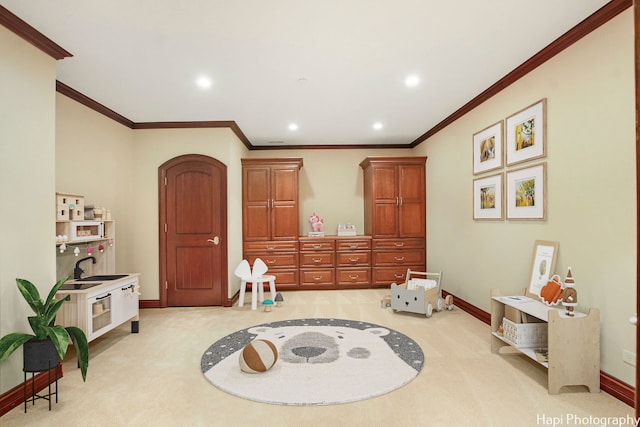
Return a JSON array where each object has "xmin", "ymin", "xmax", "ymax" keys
[
  {"xmin": 506, "ymin": 163, "xmax": 546, "ymax": 220},
  {"xmin": 473, "ymin": 173, "xmax": 503, "ymax": 220},
  {"xmin": 506, "ymin": 99, "xmax": 546, "ymax": 166},
  {"xmin": 472, "ymin": 121, "xmax": 503, "ymax": 175},
  {"xmin": 526, "ymin": 240, "xmax": 559, "ymax": 300}
]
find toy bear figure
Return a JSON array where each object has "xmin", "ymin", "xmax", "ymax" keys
[{"xmin": 562, "ymin": 267, "xmax": 577, "ymax": 317}]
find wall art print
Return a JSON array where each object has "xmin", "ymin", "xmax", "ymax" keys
[{"xmin": 506, "ymin": 99, "xmax": 546, "ymax": 166}]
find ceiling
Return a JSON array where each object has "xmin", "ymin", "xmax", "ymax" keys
[{"xmin": 1, "ymin": 0, "xmax": 612, "ymax": 147}]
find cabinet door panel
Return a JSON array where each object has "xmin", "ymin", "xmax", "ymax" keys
[
  {"xmin": 372, "ymin": 166, "xmax": 397, "ymax": 200},
  {"xmin": 373, "ymin": 203, "xmax": 398, "ymax": 238},
  {"xmin": 243, "ymin": 167, "xmax": 271, "ymax": 241},
  {"xmin": 271, "ymin": 205, "xmax": 299, "ymax": 240},
  {"xmin": 398, "ymin": 164, "xmax": 425, "ymax": 237},
  {"xmin": 398, "ymin": 202, "xmax": 425, "ymax": 237},
  {"xmin": 272, "ymin": 168, "xmax": 299, "ymax": 203}
]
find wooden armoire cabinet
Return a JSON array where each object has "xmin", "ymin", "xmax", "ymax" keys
[
  {"xmin": 242, "ymin": 158, "xmax": 303, "ymax": 289},
  {"xmin": 360, "ymin": 157, "xmax": 427, "ymax": 286}
]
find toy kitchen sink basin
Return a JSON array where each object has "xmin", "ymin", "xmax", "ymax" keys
[
  {"xmin": 75, "ymin": 274, "xmax": 129, "ymax": 282},
  {"xmin": 59, "ymin": 274, "xmax": 130, "ymax": 290},
  {"xmin": 60, "ymin": 282, "xmax": 103, "ymax": 290}
]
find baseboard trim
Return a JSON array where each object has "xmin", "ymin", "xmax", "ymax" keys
[
  {"xmin": 139, "ymin": 299, "xmax": 162, "ymax": 309},
  {"xmin": 442, "ymin": 290, "xmax": 491, "ymax": 324},
  {"xmin": 443, "ymin": 290, "xmax": 635, "ymax": 408},
  {"xmin": 0, "ymin": 365, "xmax": 63, "ymax": 417}
]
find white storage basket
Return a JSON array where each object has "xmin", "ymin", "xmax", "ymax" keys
[{"xmin": 502, "ymin": 317, "xmax": 547, "ymax": 347}]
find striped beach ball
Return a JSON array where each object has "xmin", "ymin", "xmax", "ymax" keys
[{"xmin": 239, "ymin": 339, "xmax": 278, "ymax": 373}]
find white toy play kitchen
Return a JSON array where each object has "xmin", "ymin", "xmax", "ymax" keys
[{"xmin": 55, "ymin": 192, "xmax": 140, "ymax": 341}]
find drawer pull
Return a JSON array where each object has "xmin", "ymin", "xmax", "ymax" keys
[
  {"xmin": 349, "ymin": 274, "xmax": 360, "ymax": 280},
  {"xmin": 266, "ymin": 245, "xmax": 276, "ymax": 251},
  {"xmin": 313, "ymin": 258, "xmax": 323, "ymax": 263},
  {"xmin": 394, "ymin": 256, "xmax": 405, "ymax": 261},
  {"xmin": 349, "ymin": 244, "xmax": 359, "ymax": 249},
  {"xmin": 266, "ymin": 259, "xmax": 277, "ymax": 264},
  {"xmin": 394, "ymin": 242, "xmax": 404, "ymax": 247},
  {"xmin": 313, "ymin": 276, "xmax": 323, "ymax": 281},
  {"xmin": 312, "ymin": 244, "xmax": 322, "ymax": 249},
  {"xmin": 349, "ymin": 257, "xmax": 359, "ymax": 263},
  {"xmin": 394, "ymin": 274, "xmax": 404, "ymax": 279}
]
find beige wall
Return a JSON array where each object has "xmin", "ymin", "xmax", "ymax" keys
[
  {"xmin": 413, "ymin": 10, "xmax": 636, "ymax": 384},
  {"xmin": 55, "ymin": 94, "xmax": 135, "ymax": 279},
  {"xmin": 0, "ymin": 27, "xmax": 58, "ymax": 393}
]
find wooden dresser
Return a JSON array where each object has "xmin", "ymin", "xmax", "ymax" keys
[
  {"xmin": 360, "ymin": 156, "xmax": 427, "ymax": 286},
  {"xmin": 299, "ymin": 236, "xmax": 372, "ymax": 289}
]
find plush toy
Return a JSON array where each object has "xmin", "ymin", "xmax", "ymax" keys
[
  {"xmin": 539, "ymin": 274, "xmax": 563, "ymax": 306},
  {"xmin": 239, "ymin": 339, "xmax": 278, "ymax": 373},
  {"xmin": 309, "ymin": 212, "xmax": 324, "ymax": 232}
]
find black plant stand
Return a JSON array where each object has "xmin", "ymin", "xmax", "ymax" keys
[
  {"xmin": 23, "ymin": 340, "xmax": 59, "ymax": 412},
  {"xmin": 23, "ymin": 360, "xmax": 58, "ymax": 412}
]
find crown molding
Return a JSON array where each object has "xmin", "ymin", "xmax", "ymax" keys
[
  {"xmin": 410, "ymin": 0, "xmax": 632, "ymax": 147},
  {"xmin": 0, "ymin": 5, "xmax": 72, "ymax": 60}
]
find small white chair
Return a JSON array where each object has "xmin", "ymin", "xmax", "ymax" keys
[
  {"xmin": 235, "ymin": 258, "xmax": 277, "ymax": 310},
  {"xmin": 252, "ymin": 258, "xmax": 277, "ymax": 308}
]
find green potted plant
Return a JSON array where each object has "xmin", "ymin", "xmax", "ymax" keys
[{"xmin": 0, "ymin": 277, "xmax": 89, "ymax": 380}]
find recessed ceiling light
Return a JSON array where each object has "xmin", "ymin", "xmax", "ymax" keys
[
  {"xmin": 288, "ymin": 123, "xmax": 298, "ymax": 131},
  {"xmin": 373, "ymin": 122, "xmax": 383, "ymax": 131},
  {"xmin": 196, "ymin": 76, "xmax": 212, "ymax": 89},
  {"xmin": 404, "ymin": 74, "xmax": 420, "ymax": 88}
]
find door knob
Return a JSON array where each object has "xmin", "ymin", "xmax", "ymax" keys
[{"xmin": 207, "ymin": 236, "xmax": 220, "ymax": 245}]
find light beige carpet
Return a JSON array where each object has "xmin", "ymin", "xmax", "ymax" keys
[{"xmin": 1, "ymin": 288, "xmax": 634, "ymax": 426}]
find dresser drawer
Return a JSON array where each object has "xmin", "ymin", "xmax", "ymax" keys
[
  {"xmin": 269, "ymin": 269, "xmax": 299, "ymax": 287},
  {"xmin": 300, "ymin": 252, "xmax": 334, "ymax": 268},
  {"xmin": 301, "ymin": 269, "xmax": 335, "ymax": 286},
  {"xmin": 372, "ymin": 238, "xmax": 424, "ymax": 250},
  {"xmin": 336, "ymin": 251, "xmax": 371, "ymax": 266},
  {"xmin": 336, "ymin": 239, "xmax": 371, "ymax": 251},
  {"xmin": 299, "ymin": 239, "xmax": 335, "ymax": 251},
  {"xmin": 244, "ymin": 241, "xmax": 298, "ymax": 253},
  {"xmin": 371, "ymin": 266, "xmax": 425, "ymax": 286},
  {"xmin": 373, "ymin": 250, "xmax": 424, "ymax": 266},
  {"xmin": 336, "ymin": 268, "xmax": 370, "ymax": 286},
  {"xmin": 247, "ymin": 253, "xmax": 298, "ymax": 268}
]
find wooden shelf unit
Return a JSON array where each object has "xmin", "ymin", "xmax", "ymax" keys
[{"xmin": 490, "ymin": 288, "xmax": 600, "ymax": 394}]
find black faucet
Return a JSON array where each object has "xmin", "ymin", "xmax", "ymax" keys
[{"xmin": 74, "ymin": 256, "xmax": 96, "ymax": 280}]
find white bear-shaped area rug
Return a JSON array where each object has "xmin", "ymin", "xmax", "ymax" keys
[{"xmin": 201, "ymin": 318, "xmax": 424, "ymax": 406}]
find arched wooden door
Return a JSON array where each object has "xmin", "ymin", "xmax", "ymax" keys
[{"xmin": 159, "ymin": 154, "xmax": 228, "ymax": 307}]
